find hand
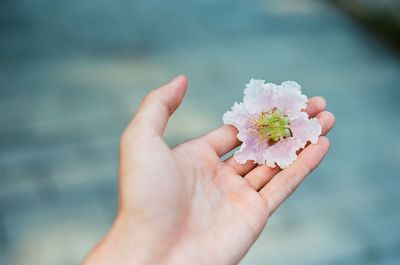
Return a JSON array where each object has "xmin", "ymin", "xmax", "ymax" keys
[{"xmin": 83, "ymin": 75, "xmax": 335, "ymax": 265}]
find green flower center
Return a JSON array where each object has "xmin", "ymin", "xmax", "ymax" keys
[{"xmin": 253, "ymin": 109, "xmax": 292, "ymax": 143}]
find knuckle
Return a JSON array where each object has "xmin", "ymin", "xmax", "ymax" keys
[
  {"xmin": 288, "ymin": 179, "xmax": 299, "ymax": 194},
  {"xmin": 263, "ymin": 197, "xmax": 274, "ymax": 217},
  {"xmin": 144, "ymin": 89, "xmax": 160, "ymax": 103},
  {"xmin": 299, "ymin": 161, "xmax": 312, "ymax": 176}
]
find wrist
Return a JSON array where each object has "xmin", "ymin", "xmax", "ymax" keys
[{"xmin": 83, "ymin": 211, "xmax": 163, "ymax": 265}]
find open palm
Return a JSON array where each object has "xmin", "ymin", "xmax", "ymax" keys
[{"xmin": 85, "ymin": 75, "xmax": 335, "ymax": 265}]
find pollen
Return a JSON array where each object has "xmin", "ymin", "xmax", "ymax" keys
[{"xmin": 252, "ymin": 109, "xmax": 292, "ymax": 143}]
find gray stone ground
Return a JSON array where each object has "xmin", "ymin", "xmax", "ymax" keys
[{"xmin": 1, "ymin": 0, "xmax": 400, "ymax": 264}]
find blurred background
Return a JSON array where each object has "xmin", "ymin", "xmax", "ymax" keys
[{"xmin": 1, "ymin": 0, "xmax": 400, "ymax": 264}]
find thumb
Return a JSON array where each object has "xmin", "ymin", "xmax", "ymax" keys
[{"xmin": 129, "ymin": 75, "xmax": 187, "ymax": 136}]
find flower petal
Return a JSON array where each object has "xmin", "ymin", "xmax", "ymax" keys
[
  {"xmin": 264, "ymin": 138, "xmax": 301, "ymax": 168},
  {"xmin": 274, "ymin": 81, "xmax": 307, "ymax": 116},
  {"xmin": 290, "ymin": 112, "xmax": 321, "ymax": 147},
  {"xmin": 243, "ymin": 79, "xmax": 276, "ymax": 114},
  {"xmin": 234, "ymin": 136, "xmax": 268, "ymax": 165},
  {"xmin": 223, "ymin": 102, "xmax": 249, "ymax": 129}
]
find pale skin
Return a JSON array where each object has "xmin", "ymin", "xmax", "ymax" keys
[{"xmin": 83, "ymin": 75, "xmax": 335, "ymax": 265}]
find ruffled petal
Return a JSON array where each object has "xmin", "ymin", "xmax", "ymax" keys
[
  {"xmin": 235, "ymin": 143, "xmax": 267, "ymax": 165},
  {"xmin": 290, "ymin": 112, "xmax": 321, "ymax": 147},
  {"xmin": 264, "ymin": 138, "xmax": 301, "ymax": 168},
  {"xmin": 234, "ymin": 136, "xmax": 268, "ymax": 165},
  {"xmin": 274, "ymin": 81, "xmax": 307, "ymax": 116},
  {"xmin": 222, "ymin": 102, "xmax": 249, "ymax": 129},
  {"xmin": 243, "ymin": 79, "xmax": 276, "ymax": 114}
]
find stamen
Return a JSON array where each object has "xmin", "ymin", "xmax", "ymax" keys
[{"xmin": 252, "ymin": 109, "xmax": 291, "ymax": 144}]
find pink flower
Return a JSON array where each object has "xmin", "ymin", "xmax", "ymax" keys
[{"xmin": 223, "ymin": 79, "xmax": 321, "ymax": 168}]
